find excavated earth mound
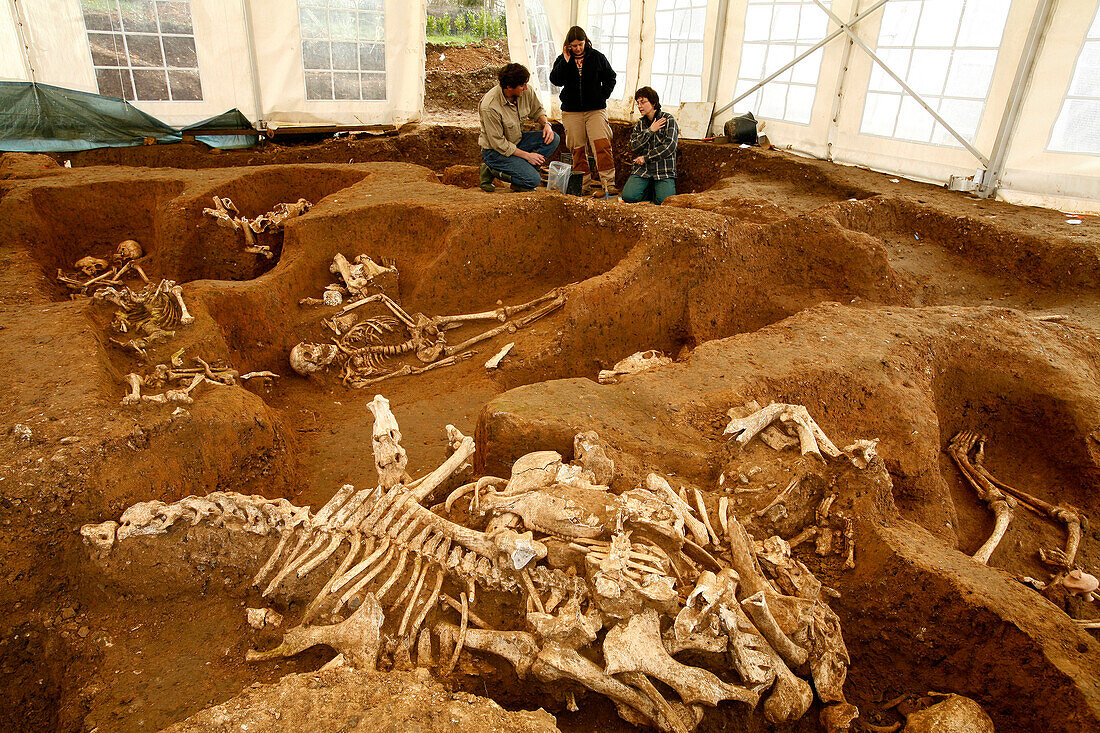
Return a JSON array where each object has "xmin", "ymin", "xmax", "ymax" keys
[{"xmin": 0, "ymin": 129, "xmax": 1098, "ymax": 733}]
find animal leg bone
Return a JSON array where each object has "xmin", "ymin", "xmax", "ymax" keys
[
  {"xmin": 602, "ymin": 608, "xmax": 761, "ymax": 708},
  {"xmin": 246, "ymin": 591, "xmax": 384, "ymax": 668},
  {"xmin": 740, "ymin": 591, "xmax": 808, "ymax": 667},
  {"xmin": 948, "ymin": 432, "xmax": 1017, "ymax": 564},
  {"xmin": 965, "ymin": 432, "xmax": 1087, "ymax": 568},
  {"xmin": 168, "ymin": 284, "xmax": 194, "ymax": 325}
]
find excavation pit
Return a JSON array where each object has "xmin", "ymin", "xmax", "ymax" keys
[{"xmin": 1, "ymin": 129, "xmax": 1099, "ymax": 733}]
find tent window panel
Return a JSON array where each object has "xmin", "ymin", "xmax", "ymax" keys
[
  {"xmin": 83, "ymin": 4, "xmax": 119, "ymax": 32},
  {"xmin": 524, "ymin": 0, "xmax": 557, "ymax": 103},
  {"xmin": 124, "ymin": 34, "xmax": 163, "ymax": 67},
  {"xmin": 908, "ymin": 49, "xmax": 950, "ymax": 97},
  {"xmin": 785, "ymin": 83, "xmax": 816, "ymax": 123},
  {"xmin": 132, "ymin": 68, "xmax": 169, "ymax": 98},
  {"xmin": 298, "ymin": 0, "xmax": 387, "ymax": 101},
  {"xmin": 300, "ymin": 7, "xmax": 327, "ymax": 39},
  {"xmin": 361, "ymin": 72, "xmax": 386, "ymax": 100},
  {"xmin": 1048, "ymin": 9, "xmax": 1100, "ymax": 154},
  {"xmin": 877, "ymin": 0, "xmax": 920, "ymax": 47},
  {"xmin": 734, "ymin": 0, "xmax": 829, "ymax": 124},
  {"xmin": 956, "ymin": 0, "xmax": 1009, "ymax": 46},
  {"xmin": 914, "ymin": 0, "xmax": 964, "ymax": 47},
  {"xmin": 1068, "ymin": 41, "xmax": 1100, "ymax": 97},
  {"xmin": 895, "ymin": 96, "xmax": 935, "ymax": 140},
  {"xmin": 81, "ymin": 0, "xmax": 203, "ymax": 101},
  {"xmin": 167, "ymin": 69, "xmax": 201, "ymax": 100},
  {"xmin": 95, "ymin": 67, "xmax": 126, "ymax": 98},
  {"xmin": 862, "ymin": 92, "xmax": 902, "ymax": 136},
  {"xmin": 304, "ymin": 71, "xmax": 334, "ymax": 100},
  {"xmin": 329, "ymin": 9, "xmax": 358, "ymax": 41},
  {"xmin": 88, "ymin": 33, "xmax": 124, "ymax": 67},
  {"xmin": 588, "ymin": 0, "xmax": 631, "ymax": 81},
  {"xmin": 162, "ymin": 35, "xmax": 197, "ymax": 68},
  {"xmin": 120, "ymin": 0, "xmax": 158, "ymax": 33},
  {"xmin": 157, "ymin": 1, "xmax": 192, "ymax": 35},
  {"xmin": 790, "ymin": 46, "xmax": 822, "ymax": 85},
  {"xmin": 861, "ymin": 0, "xmax": 1009, "ymax": 147},
  {"xmin": 652, "ymin": 0, "xmax": 708, "ymax": 106}
]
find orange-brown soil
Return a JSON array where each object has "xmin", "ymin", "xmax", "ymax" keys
[{"xmin": 0, "ymin": 119, "xmax": 1098, "ymax": 733}]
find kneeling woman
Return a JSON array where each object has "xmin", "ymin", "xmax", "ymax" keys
[{"xmin": 622, "ymin": 86, "xmax": 679, "ymax": 204}]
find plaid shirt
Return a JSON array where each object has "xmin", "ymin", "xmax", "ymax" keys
[{"xmin": 629, "ymin": 110, "xmax": 679, "ymax": 180}]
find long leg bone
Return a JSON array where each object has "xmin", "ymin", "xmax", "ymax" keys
[
  {"xmin": 740, "ymin": 591, "xmax": 808, "ymax": 667},
  {"xmin": 247, "ymin": 591, "xmax": 384, "ymax": 668},
  {"xmin": 948, "ymin": 432, "xmax": 1017, "ymax": 565},
  {"xmin": 965, "ymin": 432, "xmax": 1087, "ymax": 569},
  {"xmin": 602, "ymin": 608, "xmax": 761, "ymax": 708},
  {"xmin": 168, "ymin": 284, "xmax": 195, "ymax": 325}
]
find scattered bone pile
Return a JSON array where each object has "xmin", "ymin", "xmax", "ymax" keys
[
  {"xmin": 56, "ymin": 239, "xmax": 148, "ymax": 297},
  {"xmin": 82, "ymin": 399, "xmax": 873, "ymax": 732},
  {"xmin": 202, "ymin": 196, "xmax": 312, "ymax": 259},
  {"xmin": 119, "ymin": 353, "xmax": 278, "ymax": 407},
  {"xmin": 298, "ymin": 252, "xmax": 400, "ymax": 307},
  {"xmin": 949, "ymin": 430, "xmax": 1095, "ymax": 603},
  {"xmin": 291, "ymin": 267, "xmax": 564, "ymax": 387},
  {"xmin": 93, "ymin": 278, "xmax": 194, "ymax": 356}
]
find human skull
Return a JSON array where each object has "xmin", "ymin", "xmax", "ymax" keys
[
  {"xmin": 115, "ymin": 239, "xmax": 143, "ymax": 263},
  {"xmin": 289, "ymin": 342, "xmax": 338, "ymax": 376},
  {"xmin": 74, "ymin": 256, "xmax": 109, "ymax": 277}
]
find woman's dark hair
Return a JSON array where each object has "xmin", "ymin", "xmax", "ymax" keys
[
  {"xmin": 498, "ymin": 63, "xmax": 531, "ymax": 89},
  {"xmin": 635, "ymin": 86, "xmax": 660, "ymax": 109},
  {"xmin": 565, "ymin": 26, "xmax": 592, "ymax": 52}
]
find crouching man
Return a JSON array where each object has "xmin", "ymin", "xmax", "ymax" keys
[{"xmin": 479, "ymin": 63, "xmax": 560, "ymax": 193}]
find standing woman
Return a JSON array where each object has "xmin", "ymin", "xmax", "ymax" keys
[
  {"xmin": 622, "ymin": 86, "xmax": 679, "ymax": 205},
  {"xmin": 549, "ymin": 26, "xmax": 618, "ymax": 198}
]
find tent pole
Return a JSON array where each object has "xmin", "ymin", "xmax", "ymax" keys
[
  {"xmin": 977, "ymin": 0, "xmax": 1056, "ymax": 199},
  {"xmin": 705, "ymin": 0, "xmax": 730, "ymax": 113},
  {"xmin": 825, "ymin": 0, "xmax": 865, "ymax": 161},
  {"xmin": 712, "ymin": 0, "xmax": 888, "ymax": 119},
  {"xmin": 570, "ymin": 0, "xmax": 578, "ymax": 26},
  {"xmin": 812, "ymin": 0, "xmax": 990, "ymax": 167},
  {"xmin": 240, "ymin": 0, "xmax": 265, "ymax": 131},
  {"xmin": 8, "ymin": 0, "xmax": 35, "ymax": 82}
]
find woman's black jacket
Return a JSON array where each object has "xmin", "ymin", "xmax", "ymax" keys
[{"xmin": 549, "ymin": 47, "xmax": 617, "ymax": 112}]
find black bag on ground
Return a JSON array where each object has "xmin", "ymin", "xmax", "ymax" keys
[{"xmin": 724, "ymin": 112, "xmax": 758, "ymax": 145}]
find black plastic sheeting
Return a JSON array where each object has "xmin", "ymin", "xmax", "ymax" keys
[{"xmin": 0, "ymin": 82, "xmax": 258, "ymax": 152}]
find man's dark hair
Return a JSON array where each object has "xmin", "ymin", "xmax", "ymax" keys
[
  {"xmin": 635, "ymin": 86, "xmax": 660, "ymax": 109},
  {"xmin": 565, "ymin": 26, "xmax": 592, "ymax": 52},
  {"xmin": 498, "ymin": 63, "xmax": 531, "ymax": 89}
]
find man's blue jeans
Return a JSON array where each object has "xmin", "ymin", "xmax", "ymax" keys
[
  {"xmin": 622, "ymin": 175, "xmax": 676, "ymax": 204},
  {"xmin": 482, "ymin": 130, "xmax": 560, "ymax": 190}
]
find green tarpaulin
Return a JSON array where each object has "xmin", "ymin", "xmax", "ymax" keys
[{"xmin": 0, "ymin": 82, "xmax": 257, "ymax": 153}]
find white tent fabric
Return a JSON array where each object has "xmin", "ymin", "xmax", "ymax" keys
[
  {"xmin": 0, "ymin": 0, "xmax": 1095, "ymax": 209},
  {"xmin": 0, "ymin": 0, "xmax": 424, "ymax": 129},
  {"xmin": 507, "ymin": 0, "xmax": 1099, "ymax": 210}
]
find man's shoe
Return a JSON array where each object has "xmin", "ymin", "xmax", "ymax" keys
[
  {"xmin": 603, "ymin": 184, "xmax": 619, "ymax": 197},
  {"xmin": 479, "ymin": 163, "xmax": 495, "ymax": 193},
  {"xmin": 509, "ymin": 183, "xmax": 535, "ymax": 193}
]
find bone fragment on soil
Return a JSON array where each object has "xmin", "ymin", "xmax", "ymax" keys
[
  {"xmin": 598, "ymin": 349, "xmax": 673, "ymax": 384},
  {"xmin": 247, "ymin": 607, "xmax": 283, "ymax": 629},
  {"xmin": 723, "ymin": 403, "xmax": 845, "ymax": 461},
  {"xmin": 484, "ymin": 341, "xmax": 514, "ymax": 369}
]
